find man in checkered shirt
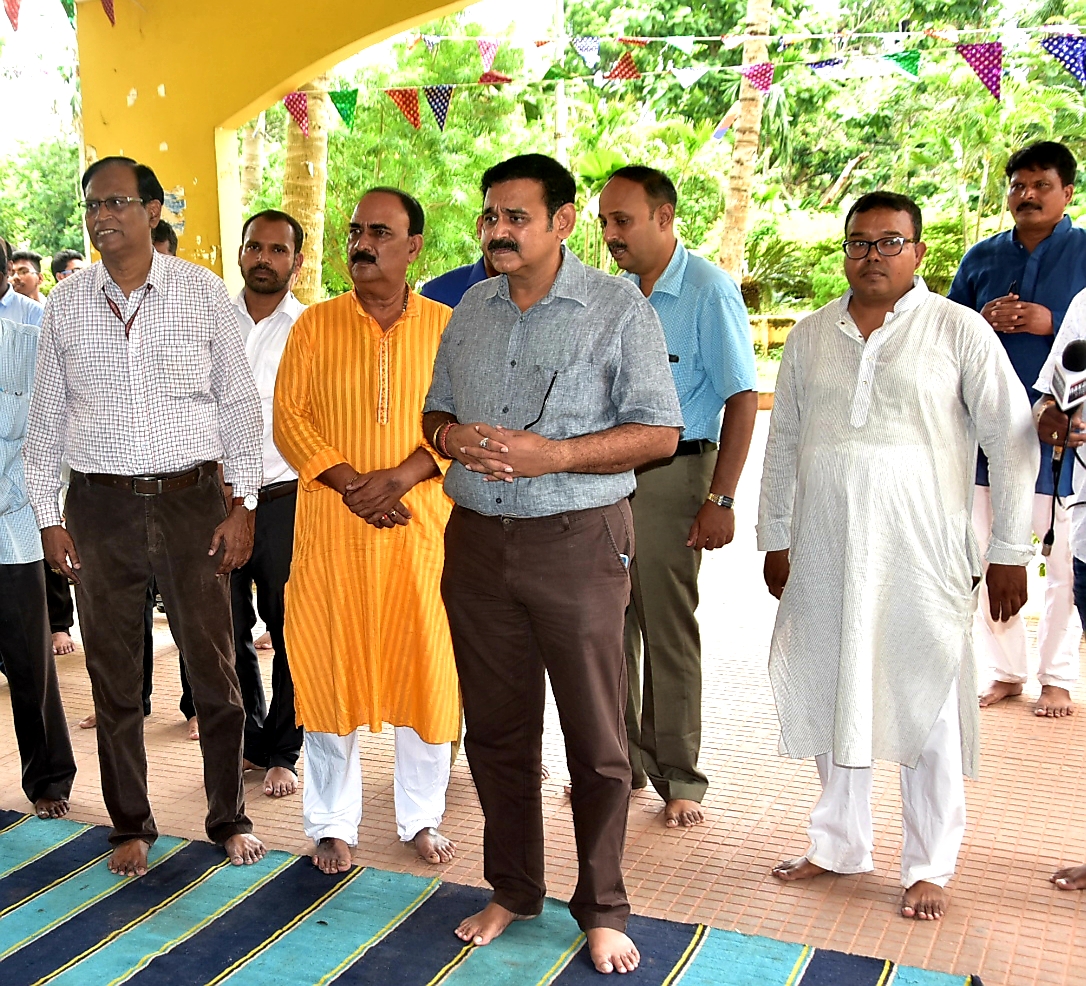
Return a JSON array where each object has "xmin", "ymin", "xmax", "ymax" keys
[{"xmin": 24, "ymin": 157, "xmax": 266, "ymax": 878}]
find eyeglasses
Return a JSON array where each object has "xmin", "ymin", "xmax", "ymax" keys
[
  {"xmin": 55, "ymin": 270, "xmax": 75, "ymax": 279},
  {"xmin": 842, "ymin": 236, "xmax": 917, "ymax": 260},
  {"xmin": 82, "ymin": 196, "xmax": 145, "ymax": 215}
]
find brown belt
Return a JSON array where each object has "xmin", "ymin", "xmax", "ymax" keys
[
  {"xmin": 81, "ymin": 461, "xmax": 218, "ymax": 496},
  {"xmin": 259, "ymin": 480, "xmax": 298, "ymax": 503}
]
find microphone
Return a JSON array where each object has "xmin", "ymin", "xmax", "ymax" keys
[{"xmin": 1041, "ymin": 340, "xmax": 1086, "ymax": 556}]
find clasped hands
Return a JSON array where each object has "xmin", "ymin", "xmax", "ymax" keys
[
  {"xmin": 981, "ymin": 294, "xmax": 1053, "ymax": 336},
  {"xmin": 342, "ymin": 468, "xmax": 412, "ymax": 528},
  {"xmin": 449, "ymin": 422, "xmax": 556, "ymax": 481}
]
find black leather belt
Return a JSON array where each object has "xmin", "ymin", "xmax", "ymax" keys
[
  {"xmin": 82, "ymin": 461, "xmax": 217, "ymax": 495},
  {"xmin": 674, "ymin": 439, "xmax": 718, "ymax": 457},
  {"xmin": 258, "ymin": 480, "xmax": 298, "ymax": 503}
]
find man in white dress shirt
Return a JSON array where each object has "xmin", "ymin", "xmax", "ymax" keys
[
  {"xmin": 230, "ymin": 210, "xmax": 306, "ymax": 797},
  {"xmin": 758, "ymin": 192, "xmax": 1038, "ymax": 920}
]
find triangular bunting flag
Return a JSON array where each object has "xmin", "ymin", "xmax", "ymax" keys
[
  {"xmin": 620, "ymin": 37, "xmax": 648, "ymax": 46},
  {"xmin": 605, "ymin": 52, "xmax": 641, "ymax": 81},
  {"xmin": 721, "ymin": 34, "xmax": 746, "ymax": 50},
  {"xmin": 1041, "ymin": 35, "xmax": 1086, "ymax": 86},
  {"xmin": 712, "ymin": 100, "xmax": 742, "ymax": 139},
  {"xmin": 4, "ymin": 0, "xmax": 19, "ymax": 31},
  {"xmin": 329, "ymin": 90, "xmax": 358, "ymax": 129},
  {"xmin": 672, "ymin": 65, "xmax": 710, "ymax": 88},
  {"xmin": 884, "ymin": 50, "xmax": 921, "ymax": 78},
  {"xmin": 422, "ymin": 35, "xmax": 440, "ymax": 54},
  {"xmin": 740, "ymin": 62, "xmax": 774, "ymax": 92},
  {"xmin": 572, "ymin": 36, "xmax": 601, "ymax": 68},
  {"xmin": 477, "ymin": 39, "xmax": 499, "ymax": 72},
  {"xmin": 807, "ymin": 57, "xmax": 845, "ymax": 73},
  {"xmin": 542, "ymin": 64, "xmax": 569, "ymax": 81},
  {"xmin": 668, "ymin": 36, "xmax": 696, "ymax": 55},
  {"xmin": 956, "ymin": 41, "xmax": 1002, "ymax": 100},
  {"xmin": 925, "ymin": 27, "xmax": 960, "ymax": 43},
  {"xmin": 101, "ymin": 0, "xmax": 115, "ymax": 25},
  {"xmin": 283, "ymin": 92, "xmax": 309, "ymax": 137},
  {"xmin": 478, "ymin": 70, "xmax": 513, "ymax": 85},
  {"xmin": 385, "ymin": 87, "xmax": 421, "ymax": 128},
  {"xmin": 423, "ymin": 85, "xmax": 454, "ymax": 131}
]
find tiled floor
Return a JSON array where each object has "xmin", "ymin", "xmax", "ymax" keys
[{"xmin": 2, "ymin": 412, "xmax": 1084, "ymax": 985}]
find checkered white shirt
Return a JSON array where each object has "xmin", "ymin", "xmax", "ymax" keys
[{"xmin": 25, "ymin": 250, "xmax": 262, "ymax": 529}]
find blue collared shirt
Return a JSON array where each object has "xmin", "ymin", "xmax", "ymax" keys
[
  {"xmin": 419, "ymin": 257, "xmax": 490, "ymax": 308},
  {"xmin": 0, "ymin": 285, "xmax": 43, "ymax": 327},
  {"xmin": 0, "ymin": 318, "xmax": 43, "ymax": 563},
  {"xmin": 948, "ymin": 215, "xmax": 1086, "ymax": 495},
  {"xmin": 624, "ymin": 241, "xmax": 756, "ymax": 441}
]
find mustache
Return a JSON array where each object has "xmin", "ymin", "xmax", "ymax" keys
[
  {"xmin": 487, "ymin": 239, "xmax": 519, "ymax": 254},
  {"xmin": 1016, "ymin": 202, "xmax": 1041, "ymax": 211},
  {"xmin": 607, "ymin": 241, "xmax": 628, "ymax": 253},
  {"xmin": 350, "ymin": 250, "xmax": 377, "ymax": 265}
]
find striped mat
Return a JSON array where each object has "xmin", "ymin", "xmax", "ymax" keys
[{"xmin": 0, "ymin": 810, "xmax": 983, "ymax": 985}]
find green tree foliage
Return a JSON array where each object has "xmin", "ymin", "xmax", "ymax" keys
[{"xmin": 0, "ymin": 140, "xmax": 83, "ymax": 256}]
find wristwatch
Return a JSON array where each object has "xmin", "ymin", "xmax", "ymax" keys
[
  {"xmin": 706, "ymin": 492, "xmax": 734, "ymax": 509},
  {"xmin": 233, "ymin": 494, "xmax": 259, "ymax": 511}
]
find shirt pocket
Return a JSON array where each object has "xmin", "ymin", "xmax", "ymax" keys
[
  {"xmin": 535, "ymin": 360, "xmax": 611, "ymax": 437},
  {"xmin": 158, "ymin": 343, "xmax": 212, "ymax": 398},
  {"xmin": 0, "ymin": 391, "xmax": 29, "ymax": 442}
]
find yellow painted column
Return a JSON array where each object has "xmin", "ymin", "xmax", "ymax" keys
[{"xmin": 75, "ymin": 0, "xmax": 468, "ymax": 285}]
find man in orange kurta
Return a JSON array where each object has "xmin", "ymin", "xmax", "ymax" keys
[{"xmin": 273, "ymin": 188, "xmax": 459, "ymax": 872}]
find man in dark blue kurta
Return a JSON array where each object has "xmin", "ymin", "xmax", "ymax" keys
[{"xmin": 949, "ymin": 141, "xmax": 1086, "ymax": 718}]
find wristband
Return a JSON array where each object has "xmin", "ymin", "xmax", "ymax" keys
[
  {"xmin": 706, "ymin": 492, "xmax": 734, "ymax": 509},
  {"xmin": 435, "ymin": 421, "xmax": 457, "ymax": 459}
]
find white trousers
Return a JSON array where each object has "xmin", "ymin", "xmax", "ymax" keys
[
  {"xmin": 972, "ymin": 486, "xmax": 1080, "ymax": 688},
  {"xmin": 302, "ymin": 727, "xmax": 451, "ymax": 845},
  {"xmin": 805, "ymin": 681, "xmax": 965, "ymax": 889}
]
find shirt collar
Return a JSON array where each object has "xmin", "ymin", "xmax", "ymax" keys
[
  {"xmin": 92, "ymin": 247, "xmax": 170, "ymax": 296},
  {"xmin": 350, "ymin": 283, "xmax": 419, "ymax": 325},
  {"xmin": 1011, "ymin": 213, "xmax": 1072, "ymax": 249},
  {"xmin": 839, "ymin": 275, "xmax": 930, "ymax": 317},
  {"xmin": 646, "ymin": 240, "xmax": 687, "ymax": 297},
  {"xmin": 485, "ymin": 245, "xmax": 588, "ymax": 308},
  {"xmin": 232, "ymin": 288, "xmax": 305, "ymax": 325}
]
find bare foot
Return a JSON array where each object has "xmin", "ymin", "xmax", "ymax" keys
[
  {"xmin": 586, "ymin": 927, "xmax": 640, "ymax": 974},
  {"xmin": 1052, "ymin": 863, "xmax": 1086, "ymax": 890},
  {"xmin": 254, "ymin": 632, "xmax": 273, "ymax": 650},
  {"xmin": 412, "ymin": 827, "xmax": 456, "ymax": 864},
  {"xmin": 243, "ymin": 758, "xmax": 260, "ymax": 771},
  {"xmin": 663, "ymin": 798, "xmax": 704, "ymax": 828},
  {"xmin": 263, "ymin": 766, "xmax": 297, "ymax": 796},
  {"xmin": 78, "ymin": 712, "xmax": 96, "ymax": 729},
  {"xmin": 109, "ymin": 838, "xmax": 150, "ymax": 877},
  {"xmin": 901, "ymin": 880, "xmax": 947, "ymax": 920},
  {"xmin": 312, "ymin": 837, "xmax": 352, "ymax": 874},
  {"xmin": 224, "ymin": 832, "xmax": 266, "ymax": 866},
  {"xmin": 455, "ymin": 900, "xmax": 535, "ymax": 945},
  {"xmin": 772, "ymin": 856, "xmax": 829, "ymax": 881},
  {"xmin": 187, "ymin": 716, "xmax": 200, "ymax": 741},
  {"xmin": 52, "ymin": 631, "xmax": 75, "ymax": 655},
  {"xmin": 979, "ymin": 680, "xmax": 1023, "ymax": 707},
  {"xmin": 34, "ymin": 796, "xmax": 70, "ymax": 819},
  {"xmin": 1035, "ymin": 685, "xmax": 1076, "ymax": 717}
]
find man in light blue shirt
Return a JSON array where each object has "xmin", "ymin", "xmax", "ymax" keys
[
  {"xmin": 0, "ymin": 314, "xmax": 76, "ymax": 818},
  {"xmin": 0, "ymin": 237, "xmax": 43, "ymax": 327},
  {"xmin": 599, "ymin": 166, "xmax": 758, "ymax": 829}
]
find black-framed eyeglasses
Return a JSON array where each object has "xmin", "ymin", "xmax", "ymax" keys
[
  {"xmin": 83, "ymin": 196, "xmax": 145, "ymax": 215},
  {"xmin": 842, "ymin": 236, "xmax": 917, "ymax": 260}
]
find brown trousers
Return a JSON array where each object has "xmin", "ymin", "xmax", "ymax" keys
[
  {"xmin": 442, "ymin": 501, "xmax": 634, "ymax": 932},
  {"xmin": 66, "ymin": 467, "xmax": 251, "ymax": 847}
]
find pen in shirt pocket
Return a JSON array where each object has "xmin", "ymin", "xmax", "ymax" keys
[{"xmin": 1008, "ymin": 279, "xmax": 1018, "ymax": 296}]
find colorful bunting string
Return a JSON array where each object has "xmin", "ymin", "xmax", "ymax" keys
[
  {"xmin": 740, "ymin": 62, "xmax": 775, "ymax": 92},
  {"xmin": 668, "ymin": 36, "xmax": 696, "ymax": 55},
  {"xmin": 884, "ymin": 49, "xmax": 921, "ymax": 78},
  {"xmin": 423, "ymin": 85, "xmax": 454, "ymax": 131},
  {"xmin": 807, "ymin": 57, "xmax": 845, "ymax": 73},
  {"xmin": 478, "ymin": 70, "xmax": 513, "ymax": 85},
  {"xmin": 712, "ymin": 100, "xmax": 742, "ymax": 139},
  {"xmin": 956, "ymin": 41, "xmax": 1002, "ymax": 100},
  {"xmin": 572, "ymin": 37, "xmax": 601, "ymax": 69},
  {"xmin": 329, "ymin": 90, "xmax": 358, "ymax": 128},
  {"xmin": 477, "ymin": 39, "xmax": 499, "ymax": 72},
  {"xmin": 672, "ymin": 65, "xmax": 710, "ymax": 88},
  {"xmin": 605, "ymin": 52, "xmax": 641, "ymax": 81},
  {"xmin": 283, "ymin": 91, "xmax": 309, "ymax": 137},
  {"xmin": 385, "ymin": 87, "xmax": 422, "ymax": 128},
  {"xmin": 620, "ymin": 37, "xmax": 649, "ymax": 47},
  {"xmin": 4, "ymin": 0, "xmax": 18, "ymax": 31},
  {"xmin": 422, "ymin": 35, "xmax": 441, "ymax": 54},
  {"xmin": 1041, "ymin": 35, "xmax": 1086, "ymax": 86},
  {"xmin": 100, "ymin": 0, "xmax": 115, "ymax": 26}
]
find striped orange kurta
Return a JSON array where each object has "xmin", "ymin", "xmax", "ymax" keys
[{"xmin": 272, "ymin": 289, "xmax": 458, "ymax": 743}]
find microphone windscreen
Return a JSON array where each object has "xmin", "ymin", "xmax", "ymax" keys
[{"xmin": 1063, "ymin": 339, "xmax": 1086, "ymax": 373}]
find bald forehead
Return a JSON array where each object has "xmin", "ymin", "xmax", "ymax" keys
[{"xmin": 352, "ymin": 192, "xmax": 410, "ymax": 229}]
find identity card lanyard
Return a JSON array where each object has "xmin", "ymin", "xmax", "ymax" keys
[{"xmin": 103, "ymin": 284, "xmax": 151, "ymax": 339}]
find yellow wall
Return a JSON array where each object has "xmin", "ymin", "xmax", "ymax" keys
[{"xmin": 75, "ymin": 0, "xmax": 468, "ymax": 289}]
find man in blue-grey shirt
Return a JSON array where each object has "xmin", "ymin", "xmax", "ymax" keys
[
  {"xmin": 423, "ymin": 153, "xmax": 682, "ymax": 975},
  {"xmin": 599, "ymin": 167, "xmax": 758, "ymax": 830},
  {"xmin": 949, "ymin": 141, "xmax": 1086, "ymax": 719},
  {"xmin": 0, "ymin": 314, "xmax": 76, "ymax": 818}
]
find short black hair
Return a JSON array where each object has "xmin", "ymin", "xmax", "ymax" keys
[
  {"xmin": 152, "ymin": 220, "xmax": 178, "ymax": 255},
  {"xmin": 606, "ymin": 166, "xmax": 678, "ymax": 211},
  {"xmin": 10, "ymin": 250, "xmax": 42, "ymax": 272},
  {"xmin": 50, "ymin": 249, "xmax": 84, "ymax": 278},
  {"xmin": 844, "ymin": 191, "xmax": 923, "ymax": 241},
  {"xmin": 242, "ymin": 209, "xmax": 305, "ymax": 253},
  {"xmin": 363, "ymin": 187, "xmax": 425, "ymax": 237},
  {"xmin": 81, "ymin": 156, "xmax": 165, "ymax": 205},
  {"xmin": 481, "ymin": 154, "xmax": 577, "ymax": 221},
  {"xmin": 1006, "ymin": 141, "xmax": 1077, "ymax": 187},
  {"xmin": 0, "ymin": 237, "xmax": 11, "ymax": 270}
]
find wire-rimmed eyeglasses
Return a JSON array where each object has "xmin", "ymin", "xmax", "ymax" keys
[{"xmin": 842, "ymin": 236, "xmax": 917, "ymax": 260}]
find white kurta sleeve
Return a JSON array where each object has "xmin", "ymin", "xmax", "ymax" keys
[
  {"xmin": 757, "ymin": 327, "xmax": 802, "ymax": 552},
  {"xmin": 960, "ymin": 316, "xmax": 1039, "ymax": 566}
]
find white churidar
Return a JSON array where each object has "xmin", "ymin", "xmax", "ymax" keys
[{"xmin": 757, "ymin": 279, "xmax": 1038, "ymax": 779}]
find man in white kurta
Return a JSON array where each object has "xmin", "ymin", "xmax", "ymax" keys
[{"xmin": 758, "ymin": 192, "xmax": 1038, "ymax": 921}]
